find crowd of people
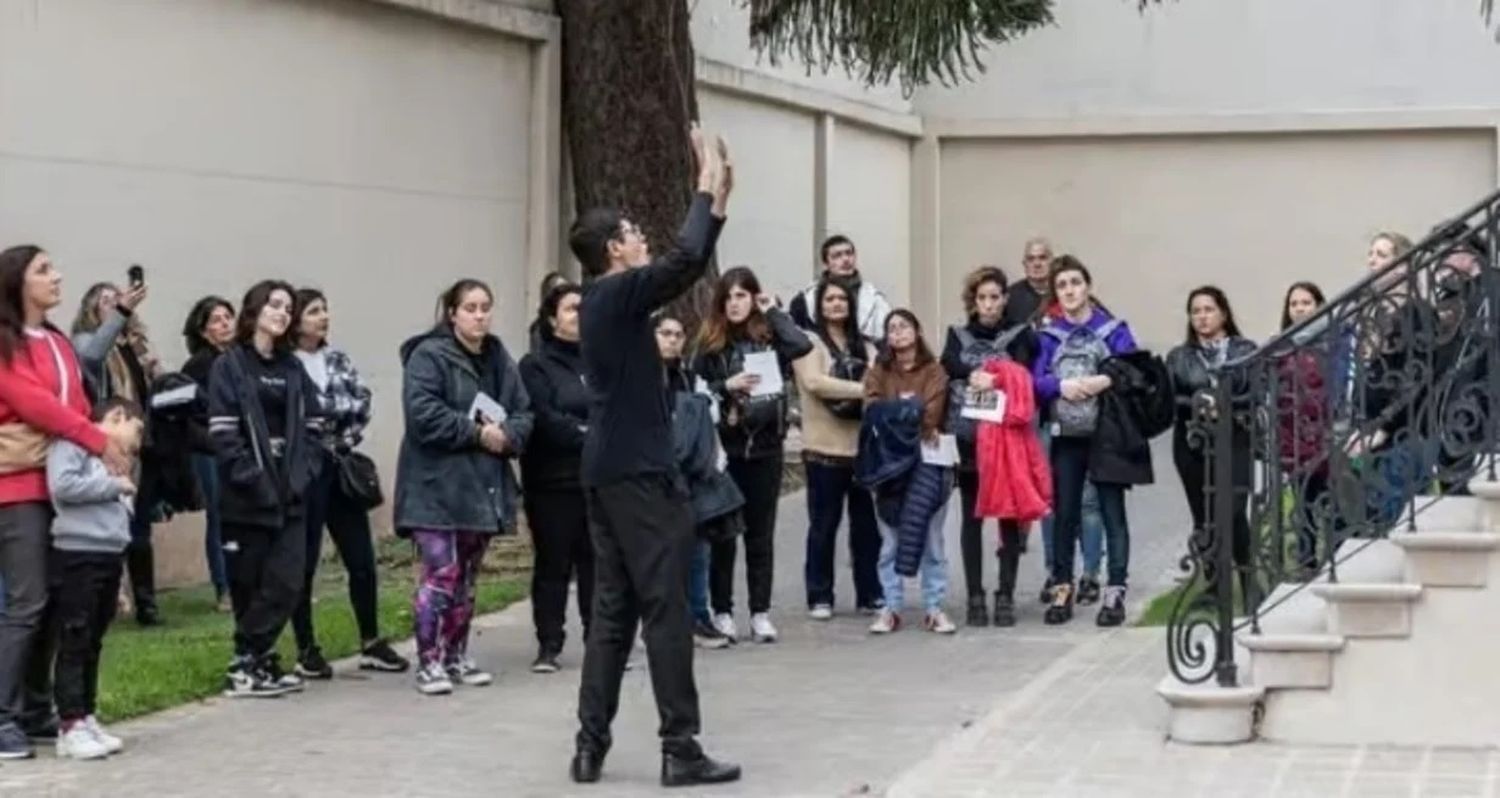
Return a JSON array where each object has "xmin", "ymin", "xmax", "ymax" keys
[{"xmin": 0, "ymin": 117, "xmax": 1486, "ymax": 781}]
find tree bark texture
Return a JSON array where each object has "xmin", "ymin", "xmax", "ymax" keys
[{"xmin": 556, "ymin": 0, "xmax": 717, "ymax": 334}]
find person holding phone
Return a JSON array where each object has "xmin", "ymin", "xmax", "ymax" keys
[{"xmin": 393, "ymin": 279, "xmax": 532, "ymax": 696}]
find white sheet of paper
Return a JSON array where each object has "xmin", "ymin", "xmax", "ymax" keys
[
  {"xmin": 150, "ymin": 382, "xmax": 198, "ymax": 409},
  {"xmin": 921, "ymin": 434, "xmax": 959, "ymax": 467},
  {"xmin": 960, "ymin": 388, "xmax": 1006, "ymax": 424},
  {"xmin": 469, "ymin": 391, "xmax": 508, "ymax": 425},
  {"xmin": 742, "ymin": 351, "xmax": 784, "ymax": 398}
]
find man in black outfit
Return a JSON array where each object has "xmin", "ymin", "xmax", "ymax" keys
[
  {"xmin": 1001, "ymin": 236, "xmax": 1054, "ymax": 328},
  {"xmin": 567, "ymin": 127, "xmax": 740, "ymax": 788}
]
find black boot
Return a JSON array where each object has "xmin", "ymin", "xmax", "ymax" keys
[
  {"xmin": 571, "ymin": 749, "xmax": 605, "ymax": 783},
  {"xmin": 1043, "ymin": 581, "xmax": 1074, "ymax": 625},
  {"xmin": 661, "ymin": 751, "xmax": 742, "ymax": 788},
  {"xmin": 992, "ymin": 591, "xmax": 1016, "ymax": 627},
  {"xmin": 994, "ymin": 529, "xmax": 1021, "ymax": 628},
  {"xmin": 965, "ymin": 594, "xmax": 989, "ymax": 627},
  {"xmin": 127, "ymin": 541, "xmax": 160, "ymax": 626}
]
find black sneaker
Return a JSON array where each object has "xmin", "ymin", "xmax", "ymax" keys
[
  {"xmin": 1096, "ymin": 585, "xmax": 1127, "ymax": 627},
  {"xmin": 223, "ymin": 659, "xmax": 292, "ymax": 699},
  {"xmin": 693, "ymin": 620, "xmax": 732, "ymax": 650},
  {"xmin": 135, "ymin": 605, "xmax": 162, "ymax": 627},
  {"xmin": 0, "ymin": 723, "xmax": 34, "ymax": 760},
  {"xmin": 992, "ymin": 592, "xmax": 1016, "ymax": 627},
  {"xmin": 261, "ymin": 653, "xmax": 305, "ymax": 693},
  {"xmin": 358, "ymin": 639, "xmax": 411, "ymax": 673},
  {"xmin": 1038, "ymin": 576, "xmax": 1058, "ymax": 605},
  {"xmin": 1043, "ymin": 582, "xmax": 1074, "ymax": 625},
  {"xmin": 965, "ymin": 594, "xmax": 990, "ymax": 627},
  {"xmin": 531, "ymin": 650, "xmax": 561, "ymax": 674},
  {"xmin": 296, "ymin": 646, "xmax": 335, "ymax": 680},
  {"xmin": 1076, "ymin": 577, "xmax": 1102, "ymax": 606}
]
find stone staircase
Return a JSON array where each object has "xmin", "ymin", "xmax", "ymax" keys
[{"xmin": 1160, "ymin": 478, "xmax": 1500, "ymax": 746}]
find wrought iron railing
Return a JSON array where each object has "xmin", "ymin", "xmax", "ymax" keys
[{"xmin": 1167, "ymin": 189, "xmax": 1500, "ymax": 686}]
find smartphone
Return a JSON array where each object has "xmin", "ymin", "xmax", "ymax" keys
[{"xmin": 127, "ymin": 264, "xmax": 145, "ymax": 289}]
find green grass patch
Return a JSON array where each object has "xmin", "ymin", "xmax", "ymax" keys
[
  {"xmin": 1135, "ymin": 576, "xmax": 1248, "ymax": 628},
  {"xmin": 96, "ymin": 542, "xmax": 528, "ymax": 722}
]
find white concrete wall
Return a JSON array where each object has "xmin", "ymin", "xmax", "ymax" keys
[
  {"xmin": 913, "ymin": 0, "xmax": 1500, "ymax": 119},
  {"xmin": 827, "ymin": 123, "xmax": 912, "ymax": 311},
  {"xmin": 0, "ymin": 0, "xmax": 536, "ymax": 576}
]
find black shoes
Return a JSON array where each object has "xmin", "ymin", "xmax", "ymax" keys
[
  {"xmin": 1096, "ymin": 586, "xmax": 1127, "ymax": 627},
  {"xmin": 965, "ymin": 594, "xmax": 989, "ymax": 627},
  {"xmin": 661, "ymin": 751, "xmax": 743, "ymax": 788},
  {"xmin": 1038, "ymin": 576, "xmax": 1057, "ymax": 605},
  {"xmin": 531, "ymin": 649, "xmax": 561, "ymax": 674},
  {"xmin": 359, "ymin": 639, "xmax": 412, "ymax": 673},
  {"xmin": 1076, "ymin": 577, "xmax": 1102, "ymax": 606},
  {"xmin": 135, "ymin": 604, "xmax": 162, "ymax": 627},
  {"xmin": 992, "ymin": 591, "xmax": 1016, "ymax": 627},
  {"xmin": 570, "ymin": 749, "xmax": 604, "ymax": 783},
  {"xmin": 1043, "ymin": 582, "xmax": 1074, "ymax": 625},
  {"xmin": 296, "ymin": 646, "xmax": 335, "ymax": 680}
]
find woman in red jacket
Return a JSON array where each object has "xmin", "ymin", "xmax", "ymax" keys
[{"xmin": 0, "ymin": 245, "xmax": 130, "ymax": 759}]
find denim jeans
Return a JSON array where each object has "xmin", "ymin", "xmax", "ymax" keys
[
  {"xmin": 1038, "ymin": 424, "xmax": 1104, "ymax": 578},
  {"xmin": 1050, "ymin": 437, "xmax": 1131, "ymax": 586},
  {"xmin": 191, "ymin": 454, "xmax": 228, "ymax": 597},
  {"xmin": 874, "ymin": 493, "xmax": 950, "ymax": 614},
  {"xmin": 688, "ymin": 540, "xmax": 711, "ymax": 626},
  {"xmin": 803, "ymin": 458, "xmax": 882, "ymax": 610}
]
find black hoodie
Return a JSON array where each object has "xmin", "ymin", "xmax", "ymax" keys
[{"xmin": 519, "ymin": 336, "xmax": 589, "ymax": 493}]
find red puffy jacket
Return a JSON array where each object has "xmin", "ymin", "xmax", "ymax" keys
[{"xmin": 974, "ymin": 360, "xmax": 1052, "ymax": 524}]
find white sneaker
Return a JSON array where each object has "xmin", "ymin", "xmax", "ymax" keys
[
  {"xmin": 445, "ymin": 657, "xmax": 494, "ymax": 687},
  {"xmin": 712, "ymin": 613, "xmax": 738, "ymax": 642},
  {"xmin": 84, "ymin": 716, "xmax": 123, "ymax": 754},
  {"xmin": 924, "ymin": 610, "xmax": 958, "ymax": 635},
  {"xmin": 749, "ymin": 613, "xmax": 778, "ymax": 643},
  {"xmin": 56, "ymin": 724, "xmax": 110, "ymax": 760},
  {"xmin": 808, "ymin": 604, "xmax": 833, "ymax": 621},
  {"xmin": 869, "ymin": 609, "xmax": 901, "ymax": 634}
]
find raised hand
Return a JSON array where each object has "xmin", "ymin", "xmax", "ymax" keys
[{"xmin": 712, "ymin": 134, "xmax": 733, "ymax": 217}]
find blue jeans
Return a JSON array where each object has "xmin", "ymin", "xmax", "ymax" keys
[
  {"xmin": 803, "ymin": 459, "xmax": 883, "ymax": 610},
  {"xmin": 875, "ymin": 494, "xmax": 950, "ymax": 614},
  {"xmin": 1038, "ymin": 424, "xmax": 1104, "ymax": 579},
  {"xmin": 1051, "ymin": 436, "xmax": 1131, "ymax": 586},
  {"xmin": 688, "ymin": 541, "xmax": 711, "ymax": 626},
  {"xmin": 192, "ymin": 454, "xmax": 228, "ymax": 596}
]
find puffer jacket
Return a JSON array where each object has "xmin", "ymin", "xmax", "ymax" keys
[
  {"xmin": 695, "ymin": 308, "xmax": 812, "ymax": 461},
  {"xmin": 393, "ymin": 327, "xmax": 533, "ymax": 535},
  {"xmin": 673, "ymin": 391, "xmax": 745, "ymax": 530},
  {"xmin": 855, "ymin": 397, "xmax": 950, "ymax": 578}
]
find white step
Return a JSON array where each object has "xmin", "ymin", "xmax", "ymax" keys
[
  {"xmin": 1391, "ymin": 531, "xmax": 1500, "ymax": 587},
  {"xmin": 1239, "ymin": 633, "xmax": 1344, "ymax": 689},
  {"xmin": 1311, "ymin": 583, "xmax": 1423, "ymax": 638},
  {"xmin": 1156, "ymin": 676, "xmax": 1264, "ymax": 745}
]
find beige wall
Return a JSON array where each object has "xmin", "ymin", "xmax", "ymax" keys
[
  {"xmin": 1, "ymin": 0, "xmax": 538, "ymax": 583},
  {"xmin": 936, "ymin": 130, "xmax": 1498, "ymax": 349},
  {"xmin": 828, "ymin": 124, "xmax": 912, "ymax": 311}
]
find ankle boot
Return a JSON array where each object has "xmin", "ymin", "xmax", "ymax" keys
[
  {"xmin": 995, "ymin": 542, "xmax": 1020, "ymax": 628},
  {"xmin": 992, "ymin": 591, "xmax": 1016, "ymax": 627},
  {"xmin": 965, "ymin": 594, "xmax": 989, "ymax": 627}
]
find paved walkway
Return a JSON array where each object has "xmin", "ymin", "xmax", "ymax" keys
[{"xmin": 0, "ymin": 446, "xmax": 1190, "ymax": 797}]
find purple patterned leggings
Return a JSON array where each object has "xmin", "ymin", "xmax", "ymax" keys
[{"xmin": 411, "ymin": 530, "xmax": 489, "ymax": 668}]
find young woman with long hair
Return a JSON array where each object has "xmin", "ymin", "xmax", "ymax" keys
[
  {"xmin": 71, "ymin": 280, "xmax": 163, "ymax": 625},
  {"xmin": 0, "ymin": 245, "xmax": 129, "ymax": 758},
  {"xmin": 863, "ymin": 309, "xmax": 955, "ymax": 635},
  {"xmin": 693, "ymin": 266, "xmax": 811, "ymax": 644},
  {"xmin": 1033, "ymin": 257, "xmax": 1139, "ymax": 627},
  {"xmin": 519, "ymin": 282, "xmax": 595, "ymax": 673},
  {"xmin": 1276, "ymin": 281, "xmax": 1336, "ymax": 571},
  {"xmin": 940, "ymin": 266, "xmax": 1037, "ymax": 627},
  {"xmin": 791, "ymin": 275, "xmax": 882, "ymax": 620},
  {"xmin": 182, "ymin": 296, "xmax": 236, "ymax": 611},
  {"xmin": 286, "ymin": 289, "xmax": 408, "ymax": 680},
  {"xmin": 394, "ymin": 279, "xmax": 532, "ymax": 695},
  {"xmin": 208, "ymin": 280, "xmax": 325, "ymax": 698}
]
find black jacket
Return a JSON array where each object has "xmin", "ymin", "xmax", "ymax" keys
[
  {"xmin": 183, "ymin": 347, "xmax": 222, "ymax": 454},
  {"xmin": 208, "ymin": 345, "xmax": 324, "ymax": 529},
  {"xmin": 694, "ymin": 308, "xmax": 812, "ymax": 461},
  {"xmin": 940, "ymin": 317, "xmax": 1038, "ymax": 465},
  {"xmin": 1089, "ymin": 351, "xmax": 1173, "ymax": 486},
  {"xmin": 393, "ymin": 328, "xmax": 533, "ymax": 535},
  {"xmin": 1164, "ymin": 337, "xmax": 1257, "ymax": 428},
  {"xmin": 149, "ymin": 371, "xmax": 205, "ymax": 515},
  {"xmin": 519, "ymin": 336, "xmax": 588, "ymax": 494}
]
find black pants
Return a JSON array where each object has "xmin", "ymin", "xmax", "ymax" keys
[
  {"xmin": 802, "ymin": 458, "xmax": 882, "ymax": 610},
  {"xmin": 0, "ymin": 502, "xmax": 55, "ymax": 729},
  {"xmin": 125, "ymin": 484, "xmax": 157, "ymax": 616},
  {"xmin": 49, "ymin": 550, "xmax": 120, "ymax": 721},
  {"xmin": 1172, "ymin": 426, "xmax": 1251, "ymax": 573},
  {"xmin": 526, "ymin": 487, "xmax": 594, "ymax": 654},
  {"xmin": 1050, "ymin": 437, "xmax": 1131, "ymax": 586},
  {"xmin": 957, "ymin": 469, "xmax": 1024, "ymax": 599},
  {"xmin": 292, "ymin": 457, "xmax": 380, "ymax": 652},
  {"xmin": 224, "ymin": 517, "xmax": 306, "ymax": 659},
  {"xmin": 576, "ymin": 475, "xmax": 700, "ymax": 757},
  {"xmin": 711, "ymin": 455, "xmax": 781, "ymax": 615}
]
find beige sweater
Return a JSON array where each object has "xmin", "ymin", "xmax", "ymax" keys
[{"xmin": 793, "ymin": 335, "xmax": 874, "ymax": 460}]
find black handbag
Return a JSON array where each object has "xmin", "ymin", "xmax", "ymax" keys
[
  {"xmin": 820, "ymin": 334, "xmax": 868, "ymax": 421},
  {"xmin": 336, "ymin": 451, "xmax": 384, "ymax": 510}
]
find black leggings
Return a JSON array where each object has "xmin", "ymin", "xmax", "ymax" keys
[
  {"xmin": 291, "ymin": 456, "xmax": 380, "ymax": 651},
  {"xmin": 957, "ymin": 469, "xmax": 1023, "ymax": 599},
  {"xmin": 711, "ymin": 455, "xmax": 782, "ymax": 615},
  {"xmin": 526, "ymin": 488, "xmax": 595, "ymax": 654},
  {"xmin": 1172, "ymin": 425, "xmax": 1251, "ymax": 580}
]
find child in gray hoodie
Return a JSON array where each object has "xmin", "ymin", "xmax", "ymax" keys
[{"xmin": 47, "ymin": 397, "xmax": 143, "ymax": 761}]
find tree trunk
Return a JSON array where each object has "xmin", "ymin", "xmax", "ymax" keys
[{"xmin": 555, "ymin": 0, "xmax": 717, "ymax": 334}]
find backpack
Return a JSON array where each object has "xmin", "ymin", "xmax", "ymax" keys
[
  {"xmin": 944, "ymin": 325, "xmax": 1024, "ymax": 445},
  {"xmin": 819, "ymin": 334, "xmax": 868, "ymax": 421},
  {"xmin": 1042, "ymin": 318, "xmax": 1122, "ymax": 437}
]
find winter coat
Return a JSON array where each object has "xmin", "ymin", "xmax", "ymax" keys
[
  {"xmin": 182, "ymin": 347, "xmax": 222, "ymax": 454},
  {"xmin": 789, "ymin": 275, "xmax": 893, "ymax": 341},
  {"xmin": 518, "ymin": 337, "xmax": 589, "ymax": 494},
  {"xmin": 1089, "ymin": 352, "xmax": 1173, "ymax": 486},
  {"xmin": 147, "ymin": 371, "xmax": 204, "ymax": 514},
  {"xmin": 673, "ymin": 392, "xmax": 745, "ymax": 526},
  {"xmin": 298, "ymin": 346, "xmax": 372, "ymax": 454},
  {"xmin": 393, "ymin": 328, "xmax": 533, "ymax": 535},
  {"xmin": 940, "ymin": 318, "xmax": 1037, "ymax": 464},
  {"xmin": 695, "ymin": 308, "xmax": 812, "ymax": 461},
  {"xmin": 855, "ymin": 397, "xmax": 950, "ymax": 578},
  {"xmin": 1276, "ymin": 346, "xmax": 1332, "ymax": 476},
  {"xmin": 974, "ymin": 360, "xmax": 1051, "ymax": 523},
  {"xmin": 1164, "ymin": 337, "xmax": 1258, "ymax": 429},
  {"xmin": 208, "ymin": 345, "xmax": 324, "ymax": 528},
  {"xmin": 0, "ymin": 326, "xmax": 106, "ymax": 505}
]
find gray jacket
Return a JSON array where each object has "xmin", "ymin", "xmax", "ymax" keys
[{"xmin": 47, "ymin": 439, "xmax": 131, "ymax": 553}]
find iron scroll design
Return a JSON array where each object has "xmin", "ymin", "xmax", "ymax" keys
[{"xmin": 1166, "ymin": 190, "xmax": 1500, "ymax": 686}]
